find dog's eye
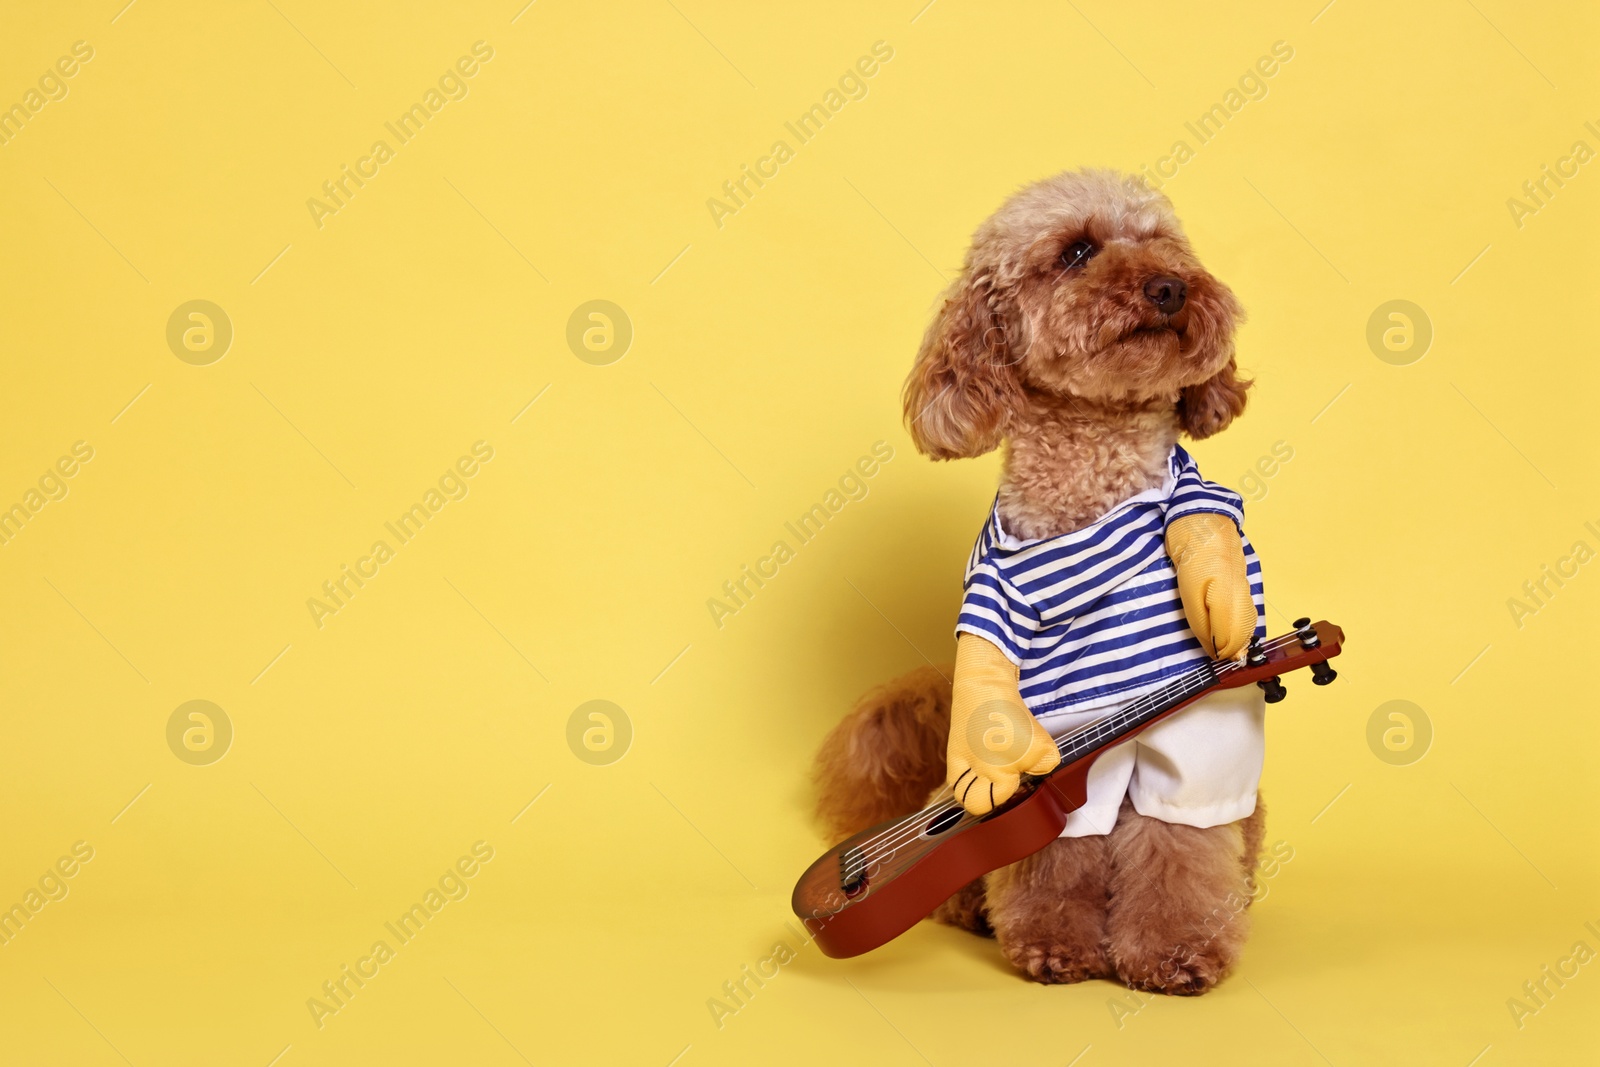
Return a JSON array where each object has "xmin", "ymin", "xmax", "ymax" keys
[{"xmin": 1061, "ymin": 240, "xmax": 1097, "ymax": 270}]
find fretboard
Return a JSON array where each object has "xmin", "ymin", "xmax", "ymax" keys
[{"xmin": 1053, "ymin": 660, "xmax": 1220, "ymax": 764}]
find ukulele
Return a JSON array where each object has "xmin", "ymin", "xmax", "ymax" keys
[{"xmin": 792, "ymin": 618, "xmax": 1344, "ymax": 959}]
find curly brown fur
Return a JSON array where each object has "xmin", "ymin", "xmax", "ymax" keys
[
  {"xmin": 1239, "ymin": 796, "xmax": 1267, "ymax": 898},
  {"xmin": 816, "ymin": 169, "xmax": 1262, "ymax": 990},
  {"xmin": 1105, "ymin": 799, "xmax": 1256, "ymax": 994},
  {"xmin": 928, "ymin": 877, "xmax": 992, "ymax": 936},
  {"xmin": 812, "ymin": 665, "xmax": 953, "ymax": 842},
  {"xmin": 986, "ymin": 835, "xmax": 1112, "ymax": 983},
  {"xmin": 903, "ymin": 169, "xmax": 1247, "ymax": 539}
]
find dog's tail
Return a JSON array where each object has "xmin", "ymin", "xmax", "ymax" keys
[{"xmin": 812, "ymin": 665, "xmax": 954, "ymax": 842}]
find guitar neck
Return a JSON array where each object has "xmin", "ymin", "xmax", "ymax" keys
[
  {"xmin": 1052, "ymin": 660, "xmax": 1220, "ymax": 765},
  {"xmin": 1046, "ymin": 620, "xmax": 1345, "ymax": 770}
]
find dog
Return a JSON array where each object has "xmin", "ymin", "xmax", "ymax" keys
[{"xmin": 812, "ymin": 169, "xmax": 1267, "ymax": 994}]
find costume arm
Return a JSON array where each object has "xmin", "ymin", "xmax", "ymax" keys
[
  {"xmin": 946, "ymin": 632, "xmax": 1060, "ymax": 816},
  {"xmin": 1165, "ymin": 512, "xmax": 1255, "ymax": 659}
]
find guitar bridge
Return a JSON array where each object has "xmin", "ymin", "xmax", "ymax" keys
[{"xmin": 839, "ymin": 847, "xmax": 867, "ymax": 896}]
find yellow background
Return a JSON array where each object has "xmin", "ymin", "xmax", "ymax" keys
[{"xmin": 0, "ymin": 1, "xmax": 1595, "ymax": 1064}]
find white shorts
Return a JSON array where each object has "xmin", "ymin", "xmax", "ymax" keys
[{"xmin": 1034, "ymin": 685, "xmax": 1265, "ymax": 837}]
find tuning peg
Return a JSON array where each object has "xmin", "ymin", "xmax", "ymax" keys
[
  {"xmin": 1258, "ymin": 676, "xmax": 1287, "ymax": 703},
  {"xmin": 1246, "ymin": 637, "xmax": 1268, "ymax": 667},
  {"xmin": 1293, "ymin": 617, "xmax": 1320, "ymax": 649},
  {"xmin": 1311, "ymin": 661, "xmax": 1338, "ymax": 686}
]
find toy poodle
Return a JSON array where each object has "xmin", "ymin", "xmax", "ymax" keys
[{"xmin": 813, "ymin": 169, "xmax": 1269, "ymax": 994}]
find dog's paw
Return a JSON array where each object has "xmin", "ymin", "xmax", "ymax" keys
[
  {"xmin": 1116, "ymin": 943, "xmax": 1229, "ymax": 996},
  {"xmin": 1003, "ymin": 939, "xmax": 1110, "ymax": 984}
]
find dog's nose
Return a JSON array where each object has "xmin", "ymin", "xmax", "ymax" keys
[{"xmin": 1143, "ymin": 275, "xmax": 1187, "ymax": 315}]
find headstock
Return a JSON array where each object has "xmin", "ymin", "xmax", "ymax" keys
[{"xmin": 1215, "ymin": 618, "xmax": 1345, "ymax": 703}]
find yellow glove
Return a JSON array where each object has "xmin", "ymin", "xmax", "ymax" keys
[
  {"xmin": 1166, "ymin": 512, "xmax": 1256, "ymax": 660},
  {"xmin": 946, "ymin": 633, "xmax": 1060, "ymax": 816}
]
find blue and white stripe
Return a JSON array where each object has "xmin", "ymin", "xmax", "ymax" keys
[{"xmin": 956, "ymin": 445, "xmax": 1265, "ymax": 716}]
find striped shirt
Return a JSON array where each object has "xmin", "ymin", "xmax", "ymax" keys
[{"xmin": 955, "ymin": 445, "xmax": 1265, "ymax": 717}]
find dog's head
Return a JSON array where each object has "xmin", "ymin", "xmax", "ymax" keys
[{"xmin": 904, "ymin": 169, "xmax": 1248, "ymax": 459}]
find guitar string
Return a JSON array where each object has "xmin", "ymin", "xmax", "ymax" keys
[
  {"xmin": 842, "ymin": 653, "xmax": 1262, "ymax": 874},
  {"xmin": 847, "ymin": 663, "xmax": 1226, "ymax": 870},
  {"xmin": 841, "ymin": 645, "xmax": 1266, "ymax": 865},
  {"xmin": 843, "ymin": 628, "xmax": 1315, "ymax": 868},
  {"xmin": 838, "ymin": 630, "xmax": 1312, "ymax": 870},
  {"xmin": 840, "ymin": 632, "xmax": 1308, "ymax": 872}
]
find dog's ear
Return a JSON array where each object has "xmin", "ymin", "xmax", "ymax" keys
[
  {"xmin": 1178, "ymin": 358, "xmax": 1252, "ymax": 440},
  {"xmin": 902, "ymin": 269, "xmax": 1022, "ymax": 460}
]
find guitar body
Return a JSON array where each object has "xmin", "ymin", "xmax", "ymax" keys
[
  {"xmin": 792, "ymin": 760, "xmax": 1088, "ymax": 958},
  {"xmin": 793, "ymin": 620, "xmax": 1344, "ymax": 959}
]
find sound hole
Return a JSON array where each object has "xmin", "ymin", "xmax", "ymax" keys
[{"xmin": 925, "ymin": 808, "xmax": 963, "ymax": 835}]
